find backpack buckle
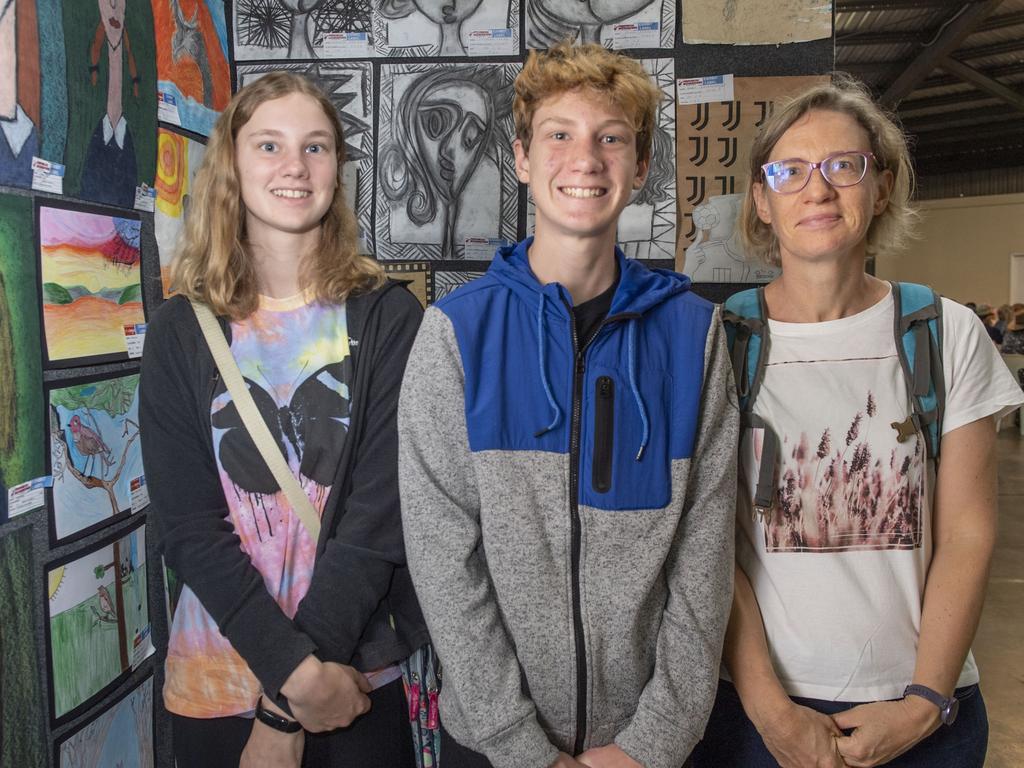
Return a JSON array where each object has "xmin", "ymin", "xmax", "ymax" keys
[{"xmin": 891, "ymin": 416, "xmax": 917, "ymax": 443}]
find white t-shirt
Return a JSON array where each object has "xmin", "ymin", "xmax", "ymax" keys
[{"xmin": 737, "ymin": 289, "xmax": 1023, "ymax": 702}]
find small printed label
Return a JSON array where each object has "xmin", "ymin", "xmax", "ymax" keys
[
  {"xmin": 131, "ymin": 625, "xmax": 154, "ymax": 669},
  {"xmin": 157, "ymin": 90, "xmax": 181, "ymax": 124},
  {"xmin": 31, "ymin": 157, "xmax": 64, "ymax": 194},
  {"xmin": 467, "ymin": 28, "xmax": 516, "ymax": 56},
  {"xmin": 7, "ymin": 476, "xmax": 52, "ymax": 518},
  {"xmin": 677, "ymin": 74, "xmax": 735, "ymax": 105},
  {"xmin": 463, "ymin": 237, "xmax": 509, "ymax": 260},
  {"xmin": 123, "ymin": 323, "xmax": 147, "ymax": 358},
  {"xmin": 317, "ymin": 30, "xmax": 372, "ymax": 57},
  {"xmin": 129, "ymin": 475, "xmax": 150, "ymax": 514},
  {"xmin": 611, "ymin": 21, "xmax": 660, "ymax": 49},
  {"xmin": 134, "ymin": 183, "xmax": 156, "ymax": 212}
]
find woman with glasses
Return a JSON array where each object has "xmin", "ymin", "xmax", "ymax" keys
[{"xmin": 691, "ymin": 76, "xmax": 1023, "ymax": 768}]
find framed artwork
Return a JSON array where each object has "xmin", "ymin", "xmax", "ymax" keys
[
  {"xmin": 47, "ymin": 371, "xmax": 145, "ymax": 546},
  {"xmin": 525, "ymin": 0, "xmax": 674, "ymax": 49},
  {"xmin": 153, "ymin": 0, "xmax": 231, "ymax": 136},
  {"xmin": 375, "ymin": 62, "xmax": 519, "ymax": 261},
  {"xmin": 0, "ymin": 0, "xmax": 43, "ymax": 189},
  {"xmin": 37, "ymin": 201, "xmax": 146, "ymax": 369},
  {"xmin": 382, "ymin": 262, "xmax": 432, "ymax": 308},
  {"xmin": 55, "ymin": 674, "xmax": 154, "ymax": 768},
  {"xmin": 0, "ymin": 194, "xmax": 44, "ymax": 523},
  {"xmin": 45, "ymin": 517, "xmax": 153, "ymax": 723},
  {"xmin": 432, "ymin": 269, "xmax": 485, "ymax": 302},
  {"xmin": 0, "ymin": 526, "xmax": 46, "ymax": 767},
  {"xmin": 233, "ymin": 0, "xmax": 374, "ymax": 60},
  {"xmin": 61, "ymin": 0, "xmax": 156, "ymax": 207},
  {"xmin": 155, "ymin": 128, "xmax": 206, "ymax": 296},
  {"xmin": 372, "ymin": 0, "xmax": 519, "ymax": 57}
]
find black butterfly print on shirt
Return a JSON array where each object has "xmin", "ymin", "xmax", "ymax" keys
[{"xmin": 211, "ymin": 357, "xmax": 354, "ymax": 496}]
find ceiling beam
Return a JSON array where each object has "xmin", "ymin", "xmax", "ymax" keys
[
  {"xmin": 880, "ymin": 0, "xmax": 1005, "ymax": 108},
  {"xmin": 900, "ymin": 88, "xmax": 996, "ymax": 112},
  {"xmin": 937, "ymin": 57, "xmax": 1024, "ymax": 113},
  {"xmin": 913, "ymin": 123, "xmax": 1024, "ymax": 145},
  {"xmin": 977, "ymin": 9, "xmax": 1024, "ymax": 31},
  {"xmin": 837, "ymin": 31, "xmax": 919, "ymax": 47},
  {"xmin": 957, "ymin": 37, "xmax": 1024, "ymax": 60},
  {"xmin": 915, "ymin": 61, "xmax": 1024, "ymax": 89},
  {"xmin": 903, "ymin": 104, "xmax": 1022, "ymax": 132},
  {"xmin": 837, "ymin": 0, "xmax": 962, "ymax": 11}
]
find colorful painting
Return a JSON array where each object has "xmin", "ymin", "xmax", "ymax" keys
[
  {"xmin": 48, "ymin": 372, "xmax": 144, "ymax": 545},
  {"xmin": 0, "ymin": 194, "xmax": 44, "ymax": 522},
  {"xmin": 62, "ymin": 0, "xmax": 156, "ymax": 207},
  {"xmin": 46, "ymin": 519, "xmax": 152, "ymax": 722},
  {"xmin": 0, "ymin": 0, "xmax": 41, "ymax": 188},
  {"xmin": 0, "ymin": 526, "xmax": 47, "ymax": 768},
  {"xmin": 56, "ymin": 675, "xmax": 154, "ymax": 768},
  {"xmin": 152, "ymin": 0, "xmax": 230, "ymax": 137},
  {"xmin": 38, "ymin": 202, "xmax": 146, "ymax": 368},
  {"xmin": 155, "ymin": 128, "xmax": 206, "ymax": 296}
]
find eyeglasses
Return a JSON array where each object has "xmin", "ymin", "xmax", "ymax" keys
[{"xmin": 761, "ymin": 151, "xmax": 878, "ymax": 194}]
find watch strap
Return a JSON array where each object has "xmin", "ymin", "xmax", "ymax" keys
[
  {"xmin": 903, "ymin": 684, "xmax": 957, "ymax": 724},
  {"xmin": 255, "ymin": 696, "xmax": 303, "ymax": 733}
]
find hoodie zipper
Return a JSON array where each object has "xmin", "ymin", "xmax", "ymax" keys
[{"xmin": 563, "ymin": 306, "xmax": 639, "ymax": 755}]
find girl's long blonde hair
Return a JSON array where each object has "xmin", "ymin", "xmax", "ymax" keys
[{"xmin": 171, "ymin": 71, "xmax": 383, "ymax": 320}]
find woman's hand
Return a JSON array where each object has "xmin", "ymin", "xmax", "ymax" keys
[
  {"xmin": 239, "ymin": 715, "xmax": 304, "ymax": 768},
  {"xmin": 280, "ymin": 655, "xmax": 372, "ymax": 732},
  {"xmin": 756, "ymin": 700, "xmax": 847, "ymax": 768},
  {"xmin": 833, "ymin": 697, "xmax": 940, "ymax": 767}
]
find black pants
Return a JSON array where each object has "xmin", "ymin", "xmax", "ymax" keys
[{"xmin": 171, "ymin": 679, "xmax": 416, "ymax": 768}]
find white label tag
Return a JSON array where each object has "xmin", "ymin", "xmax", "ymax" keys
[
  {"xmin": 677, "ymin": 74, "xmax": 735, "ymax": 105},
  {"xmin": 123, "ymin": 323, "xmax": 147, "ymax": 358},
  {"xmin": 129, "ymin": 475, "xmax": 150, "ymax": 514},
  {"xmin": 130, "ymin": 624, "xmax": 154, "ymax": 669},
  {"xmin": 7, "ymin": 476, "xmax": 51, "ymax": 518},
  {"xmin": 466, "ymin": 28, "xmax": 516, "ymax": 56},
  {"xmin": 31, "ymin": 157, "xmax": 64, "ymax": 194},
  {"xmin": 463, "ymin": 237, "xmax": 509, "ymax": 260},
  {"xmin": 611, "ymin": 21, "xmax": 660, "ymax": 49},
  {"xmin": 134, "ymin": 184, "xmax": 156, "ymax": 212},
  {"xmin": 317, "ymin": 31, "xmax": 372, "ymax": 57},
  {"xmin": 157, "ymin": 91, "xmax": 181, "ymax": 124}
]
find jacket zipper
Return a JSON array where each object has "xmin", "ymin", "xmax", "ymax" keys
[
  {"xmin": 592, "ymin": 376, "xmax": 614, "ymax": 493},
  {"xmin": 562, "ymin": 307, "xmax": 642, "ymax": 755}
]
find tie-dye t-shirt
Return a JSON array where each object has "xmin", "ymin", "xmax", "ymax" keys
[
  {"xmin": 164, "ymin": 292, "xmax": 351, "ymax": 718},
  {"xmin": 735, "ymin": 291, "xmax": 1023, "ymax": 702}
]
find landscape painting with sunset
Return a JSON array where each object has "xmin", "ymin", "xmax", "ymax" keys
[{"xmin": 37, "ymin": 203, "xmax": 145, "ymax": 367}]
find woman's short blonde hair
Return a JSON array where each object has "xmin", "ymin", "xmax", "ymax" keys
[
  {"xmin": 740, "ymin": 73, "xmax": 919, "ymax": 267},
  {"xmin": 170, "ymin": 71, "xmax": 383, "ymax": 320},
  {"xmin": 513, "ymin": 41, "xmax": 663, "ymax": 164}
]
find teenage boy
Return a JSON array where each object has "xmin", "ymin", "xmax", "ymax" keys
[{"xmin": 399, "ymin": 42, "xmax": 737, "ymax": 768}]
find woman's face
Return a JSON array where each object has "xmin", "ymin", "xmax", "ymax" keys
[
  {"xmin": 412, "ymin": 0, "xmax": 483, "ymax": 25},
  {"xmin": 413, "ymin": 80, "xmax": 491, "ymax": 201},
  {"xmin": 752, "ymin": 109, "xmax": 893, "ymax": 269}
]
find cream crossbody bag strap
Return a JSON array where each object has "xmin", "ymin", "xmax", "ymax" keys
[{"xmin": 189, "ymin": 299, "xmax": 322, "ymax": 541}]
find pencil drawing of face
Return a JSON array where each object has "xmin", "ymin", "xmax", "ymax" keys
[
  {"xmin": 376, "ymin": 0, "xmax": 484, "ymax": 55},
  {"xmin": 380, "ymin": 68, "xmax": 499, "ymax": 257},
  {"xmin": 528, "ymin": 0, "xmax": 653, "ymax": 45}
]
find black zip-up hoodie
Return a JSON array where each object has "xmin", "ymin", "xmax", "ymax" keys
[{"xmin": 140, "ymin": 281, "xmax": 428, "ymax": 706}]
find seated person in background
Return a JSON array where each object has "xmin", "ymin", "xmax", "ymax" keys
[
  {"xmin": 999, "ymin": 304, "xmax": 1024, "ymax": 354},
  {"xmin": 399, "ymin": 41, "xmax": 738, "ymax": 768}
]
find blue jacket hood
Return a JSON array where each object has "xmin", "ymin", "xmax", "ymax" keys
[{"xmin": 488, "ymin": 237, "xmax": 691, "ymax": 318}]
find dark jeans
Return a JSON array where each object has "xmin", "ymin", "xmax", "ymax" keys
[
  {"xmin": 691, "ymin": 679, "xmax": 988, "ymax": 768},
  {"xmin": 171, "ymin": 678, "xmax": 415, "ymax": 768}
]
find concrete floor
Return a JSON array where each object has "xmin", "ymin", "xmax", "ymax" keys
[{"xmin": 973, "ymin": 428, "xmax": 1024, "ymax": 767}]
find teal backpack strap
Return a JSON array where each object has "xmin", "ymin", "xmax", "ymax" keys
[
  {"xmin": 723, "ymin": 287, "xmax": 778, "ymax": 517},
  {"xmin": 890, "ymin": 282, "xmax": 945, "ymax": 461}
]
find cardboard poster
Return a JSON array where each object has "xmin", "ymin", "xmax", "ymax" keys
[
  {"xmin": 683, "ymin": 0, "xmax": 832, "ymax": 45},
  {"xmin": 675, "ymin": 74, "xmax": 829, "ymax": 273}
]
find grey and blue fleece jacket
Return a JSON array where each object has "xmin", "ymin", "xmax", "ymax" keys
[{"xmin": 398, "ymin": 239, "xmax": 737, "ymax": 768}]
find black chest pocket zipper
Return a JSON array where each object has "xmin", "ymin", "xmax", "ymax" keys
[{"xmin": 592, "ymin": 375, "xmax": 614, "ymax": 493}]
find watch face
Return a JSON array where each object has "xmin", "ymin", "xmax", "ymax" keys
[{"xmin": 943, "ymin": 697, "xmax": 960, "ymax": 725}]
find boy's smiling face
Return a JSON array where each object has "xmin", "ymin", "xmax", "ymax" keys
[{"xmin": 514, "ymin": 88, "xmax": 648, "ymax": 247}]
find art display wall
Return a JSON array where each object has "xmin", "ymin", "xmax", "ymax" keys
[{"xmin": 0, "ymin": 1, "xmax": 833, "ymax": 765}]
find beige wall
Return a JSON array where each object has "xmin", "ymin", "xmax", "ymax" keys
[{"xmin": 875, "ymin": 192, "xmax": 1024, "ymax": 305}]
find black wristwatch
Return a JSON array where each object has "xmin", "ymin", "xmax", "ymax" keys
[
  {"xmin": 255, "ymin": 697, "xmax": 303, "ymax": 733},
  {"xmin": 903, "ymin": 684, "xmax": 959, "ymax": 725}
]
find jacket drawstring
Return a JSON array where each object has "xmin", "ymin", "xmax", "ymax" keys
[
  {"xmin": 534, "ymin": 293, "xmax": 562, "ymax": 437},
  {"xmin": 627, "ymin": 319, "xmax": 649, "ymax": 461}
]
